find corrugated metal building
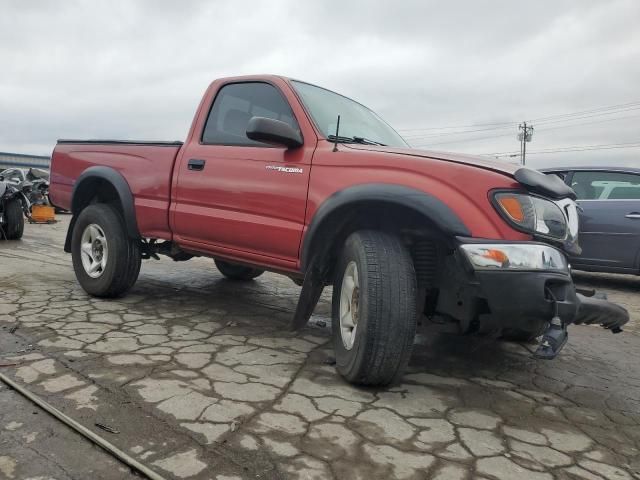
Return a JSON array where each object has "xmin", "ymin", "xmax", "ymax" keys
[{"xmin": 0, "ymin": 151, "xmax": 51, "ymax": 170}]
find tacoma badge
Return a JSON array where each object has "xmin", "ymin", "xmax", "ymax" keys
[{"xmin": 265, "ymin": 165, "xmax": 303, "ymax": 174}]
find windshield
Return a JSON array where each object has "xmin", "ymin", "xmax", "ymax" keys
[{"xmin": 292, "ymin": 81, "xmax": 408, "ymax": 148}]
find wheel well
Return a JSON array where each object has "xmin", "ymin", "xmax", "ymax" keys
[
  {"xmin": 64, "ymin": 171, "xmax": 139, "ymax": 253},
  {"xmin": 306, "ymin": 201, "xmax": 451, "ymax": 288},
  {"xmin": 72, "ymin": 178, "xmax": 123, "ymax": 215}
]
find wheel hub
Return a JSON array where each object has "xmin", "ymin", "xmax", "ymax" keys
[
  {"xmin": 92, "ymin": 240, "xmax": 103, "ymax": 261},
  {"xmin": 80, "ymin": 223, "xmax": 108, "ymax": 279},
  {"xmin": 339, "ymin": 261, "xmax": 360, "ymax": 350},
  {"xmin": 351, "ymin": 287, "xmax": 359, "ymax": 325}
]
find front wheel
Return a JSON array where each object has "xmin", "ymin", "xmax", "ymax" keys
[
  {"xmin": 215, "ymin": 259, "xmax": 264, "ymax": 281},
  {"xmin": 2, "ymin": 199, "xmax": 24, "ymax": 240},
  {"xmin": 332, "ymin": 230, "xmax": 417, "ymax": 386},
  {"xmin": 71, "ymin": 204, "xmax": 141, "ymax": 297}
]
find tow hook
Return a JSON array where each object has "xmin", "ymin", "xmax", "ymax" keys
[
  {"xmin": 534, "ymin": 287, "xmax": 568, "ymax": 360},
  {"xmin": 534, "ymin": 314, "xmax": 568, "ymax": 360}
]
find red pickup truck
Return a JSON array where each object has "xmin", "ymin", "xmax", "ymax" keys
[{"xmin": 50, "ymin": 75, "xmax": 627, "ymax": 386}]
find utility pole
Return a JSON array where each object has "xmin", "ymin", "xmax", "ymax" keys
[{"xmin": 518, "ymin": 122, "xmax": 534, "ymax": 165}]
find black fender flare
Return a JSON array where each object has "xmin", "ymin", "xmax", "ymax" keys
[
  {"xmin": 64, "ymin": 166, "xmax": 139, "ymax": 252},
  {"xmin": 291, "ymin": 183, "xmax": 471, "ymax": 330},
  {"xmin": 300, "ymin": 183, "xmax": 471, "ymax": 271}
]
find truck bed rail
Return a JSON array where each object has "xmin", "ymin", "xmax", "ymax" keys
[{"xmin": 57, "ymin": 139, "xmax": 183, "ymax": 146}]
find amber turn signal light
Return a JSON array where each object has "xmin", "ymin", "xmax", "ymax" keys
[
  {"xmin": 496, "ymin": 195, "xmax": 525, "ymax": 223},
  {"xmin": 480, "ymin": 248, "xmax": 509, "ymax": 265}
]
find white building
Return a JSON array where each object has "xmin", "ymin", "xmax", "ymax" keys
[{"xmin": 0, "ymin": 151, "xmax": 50, "ymax": 170}]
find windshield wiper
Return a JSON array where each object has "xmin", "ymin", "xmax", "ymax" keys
[{"xmin": 328, "ymin": 135, "xmax": 386, "ymax": 146}]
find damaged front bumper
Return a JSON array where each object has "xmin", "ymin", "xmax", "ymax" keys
[
  {"xmin": 573, "ymin": 289, "xmax": 628, "ymax": 333},
  {"xmin": 455, "ymin": 240, "xmax": 629, "ymax": 358}
]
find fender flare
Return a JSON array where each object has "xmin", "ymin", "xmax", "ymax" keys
[
  {"xmin": 300, "ymin": 183, "xmax": 471, "ymax": 271},
  {"xmin": 64, "ymin": 166, "xmax": 139, "ymax": 252}
]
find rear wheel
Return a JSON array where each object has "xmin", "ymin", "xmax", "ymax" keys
[
  {"xmin": 332, "ymin": 230, "xmax": 417, "ymax": 386},
  {"xmin": 71, "ymin": 204, "xmax": 141, "ymax": 297},
  {"xmin": 3, "ymin": 199, "xmax": 24, "ymax": 240},
  {"xmin": 215, "ymin": 259, "xmax": 264, "ymax": 281}
]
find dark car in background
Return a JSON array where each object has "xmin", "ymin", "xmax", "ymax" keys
[{"xmin": 543, "ymin": 167, "xmax": 640, "ymax": 275}]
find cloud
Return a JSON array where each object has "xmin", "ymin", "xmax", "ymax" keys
[{"xmin": 0, "ymin": 0, "xmax": 638, "ymax": 168}]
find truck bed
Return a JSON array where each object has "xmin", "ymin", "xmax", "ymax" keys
[{"xmin": 49, "ymin": 140, "xmax": 183, "ymax": 239}]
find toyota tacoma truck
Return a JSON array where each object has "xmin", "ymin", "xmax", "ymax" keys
[{"xmin": 49, "ymin": 75, "xmax": 628, "ymax": 386}]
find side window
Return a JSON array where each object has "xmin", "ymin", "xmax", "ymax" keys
[
  {"xmin": 572, "ymin": 171, "xmax": 640, "ymax": 200},
  {"xmin": 202, "ymin": 82, "xmax": 299, "ymax": 146}
]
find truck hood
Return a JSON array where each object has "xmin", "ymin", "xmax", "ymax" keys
[
  {"xmin": 344, "ymin": 143, "xmax": 520, "ymax": 176},
  {"xmin": 344, "ymin": 143, "xmax": 575, "ymax": 201}
]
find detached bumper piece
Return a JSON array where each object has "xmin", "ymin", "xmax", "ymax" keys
[{"xmin": 573, "ymin": 291, "xmax": 629, "ymax": 333}]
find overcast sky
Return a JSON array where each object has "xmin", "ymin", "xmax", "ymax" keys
[{"xmin": 1, "ymin": 0, "xmax": 639, "ymax": 168}]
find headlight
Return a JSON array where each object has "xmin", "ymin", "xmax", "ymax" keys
[
  {"xmin": 492, "ymin": 192, "xmax": 567, "ymax": 240},
  {"xmin": 460, "ymin": 243, "xmax": 568, "ymax": 272}
]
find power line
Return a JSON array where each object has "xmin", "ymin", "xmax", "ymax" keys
[
  {"xmin": 403, "ymin": 123, "xmax": 516, "ymax": 140},
  {"xmin": 397, "ymin": 120, "xmax": 517, "ymax": 132},
  {"xmin": 532, "ymin": 105, "xmax": 640, "ymax": 126},
  {"xmin": 528, "ymin": 101, "xmax": 640, "ymax": 123},
  {"xmin": 484, "ymin": 141, "xmax": 640, "ymax": 157},
  {"xmin": 527, "ymin": 144, "xmax": 640, "ymax": 155},
  {"xmin": 409, "ymin": 131, "xmax": 517, "ymax": 148},
  {"xmin": 397, "ymin": 100, "xmax": 640, "ymax": 135},
  {"xmin": 403, "ymin": 108, "xmax": 640, "ymax": 140},
  {"xmin": 534, "ymin": 113, "xmax": 640, "ymax": 133},
  {"xmin": 490, "ymin": 140, "xmax": 640, "ymax": 155},
  {"xmin": 409, "ymin": 112, "xmax": 640, "ymax": 148}
]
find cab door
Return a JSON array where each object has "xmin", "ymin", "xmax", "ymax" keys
[
  {"xmin": 172, "ymin": 81, "xmax": 315, "ymax": 269},
  {"xmin": 569, "ymin": 170, "xmax": 640, "ymax": 272}
]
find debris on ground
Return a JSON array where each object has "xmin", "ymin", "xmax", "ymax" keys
[{"xmin": 95, "ymin": 423, "xmax": 120, "ymax": 434}]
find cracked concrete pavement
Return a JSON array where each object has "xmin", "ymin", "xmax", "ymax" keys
[{"xmin": 0, "ymin": 216, "xmax": 639, "ymax": 480}]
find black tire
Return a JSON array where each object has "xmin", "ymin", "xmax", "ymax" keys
[
  {"xmin": 215, "ymin": 259, "xmax": 264, "ymax": 281},
  {"xmin": 3, "ymin": 199, "xmax": 24, "ymax": 240},
  {"xmin": 331, "ymin": 230, "xmax": 417, "ymax": 386},
  {"xmin": 71, "ymin": 204, "xmax": 141, "ymax": 298}
]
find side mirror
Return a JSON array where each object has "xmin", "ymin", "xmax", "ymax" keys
[{"xmin": 246, "ymin": 116, "xmax": 303, "ymax": 149}]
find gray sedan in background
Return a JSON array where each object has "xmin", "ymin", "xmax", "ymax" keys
[{"xmin": 543, "ymin": 167, "xmax": 640, "ymax": 275}]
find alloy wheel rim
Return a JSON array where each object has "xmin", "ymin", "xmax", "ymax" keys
[
  {"xmin": 80, "ymin": 223, "xmax": 108, "ymax": 278},
  {"xmin": 339, "ymin": 261, "xmax": 360, "ymax": 350}
]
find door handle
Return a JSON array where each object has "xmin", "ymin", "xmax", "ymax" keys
[
  {"xmin": 625, "ymin": 213, "xmax": 640, "ymax": 219},
  {"xmin": 187, "ymin": 159, "xmax": 206, "ymax": 171}
]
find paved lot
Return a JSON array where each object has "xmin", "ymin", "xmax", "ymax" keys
[{"xmin": 1, "ymin": 216, "xmax": 639, "ymax": 480}]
